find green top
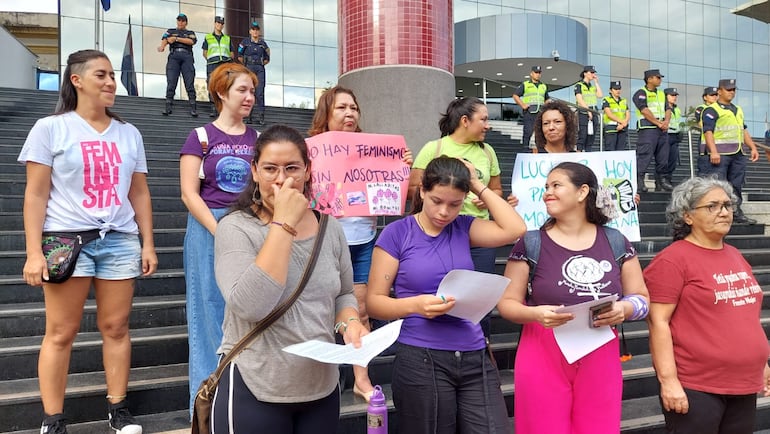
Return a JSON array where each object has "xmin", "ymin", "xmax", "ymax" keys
[{"xmin": 413, "ymin": 136, "xmax": 501, "ymax": 219}]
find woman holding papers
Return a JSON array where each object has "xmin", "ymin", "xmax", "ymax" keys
[
  {"xmin": 644, "ymin": 177, "xmax": 770, "ymax": 434},
  {"xmin": 497, "ymin": 161, "xmax": 649, "ymax": 434},
  {"xmin": 212, "ymin": 125, "xmax": 364, "ymax": 433},
  {"xmin": 367, "ymin": 156, "xmax": 526, "ymax": 434}
]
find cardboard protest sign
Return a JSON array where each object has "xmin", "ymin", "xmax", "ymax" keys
[
  {"xmin": 511, "ymin": 151, "xmax": 640, "ymax": 241},
  {"xmin": 306, "ymin": 131, "xmax": 410, "ymax": 217}
]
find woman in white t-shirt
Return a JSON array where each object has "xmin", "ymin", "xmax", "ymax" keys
[{"xmin": 18, "ymin": 49, "xmax": 157, "ymax": 434}]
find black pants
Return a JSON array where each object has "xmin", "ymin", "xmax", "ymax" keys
[
  {"xmin": 666, "ymin": 133, "xmax": 681, "ymax": 177},
  {"xmin": 165, "ymin": 51, "xmax": 196, "ymax": 101},
  {"xmin": 661, "ymin": 388, "xmax": 756, "ymax": 434},
  {"xmin": 577, "ymin": 111, "xmax": 599, "ymax": 152},
  {"xmin": 604, "ymin": 130, "xmax": 628, "ymax": 151},
  {"xmin": 211, "ymin": 363, "xmax": 340, "ymax": 434},
  {"xmin": 247, "ymin": 65, "xmax": 267, "ymax": 114},
  {"xmin": 636, "ymin": 127, "xmax": 669, "ymax": 179},
  {"xmin": 521, "ymin": 111, "xmax": 537, "ymax": 149}
]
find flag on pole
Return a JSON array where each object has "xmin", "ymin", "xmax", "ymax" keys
[
  {"xmin": 121, "ymin": 16, "xmax": 138, "ymax": 96},
  {"xmin": 101, "ymin": 0, "xmax": 111, "ymax": 11}
]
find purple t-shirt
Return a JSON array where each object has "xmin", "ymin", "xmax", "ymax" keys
[
  {"xmin": 375, "ymin": 214, "xmax": 486, "ymax": 351},
  {"xmin": 180, "ymin": 123, "xmax": 258, "ymax": 208},
  {"xmin": 508, "ymin": 228, "xmax": 636, "ymax": 306}
]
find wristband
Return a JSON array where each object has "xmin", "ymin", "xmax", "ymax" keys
[
  {"xmin": 621, "ymin": 294, "xmax": 649, "ymax": 321},
  {"xmin": 271, "ymin": 221, "xmax": 297, "ymax": 237},
  {"xmin": 334, "ymin": 321, "xmax": 347, "ymax": 334},
  {"xmin": 477, "ymin": 186, "xmax": 489, "ymax": 197}
]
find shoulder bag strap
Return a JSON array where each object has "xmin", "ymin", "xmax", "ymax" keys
[{"xmin": 209, "ymin": 213, "xmax": 329, "ymax": 379}]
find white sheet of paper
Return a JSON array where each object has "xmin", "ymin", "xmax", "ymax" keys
[
  {"xmin": 435, "ymin": 269, "xmax": 511, "ymax": 324},
  {"xmin": 552, "ymin": 295, "xmax": 619, "ymax": 364},
  {"xmin": 282, "ymin": 319, "xmax": 403, "ymax": 367}
]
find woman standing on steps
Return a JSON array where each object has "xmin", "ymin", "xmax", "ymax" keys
[
  {"xmin": 19, "ymin": 49, "xmax": 157, "ymax": 434},
  {"xmin": 645, "ymin": 177, "xmax": 770, "ymax": 434},
  {"xmin": 179, "ymin": 62, "xmax": 259, "ymax": 417}
]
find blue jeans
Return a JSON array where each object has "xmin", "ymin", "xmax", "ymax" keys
[
  {"xmin": 73, "ymin": 232, "xmax": 141, "ymax": 279},
  {"xmin": 697, "ymin": 152, "xmax": 747, "ymax": 208},
  {"xmin": 184, "ymin": 208, "xmax": 228, "ymax": 415}
]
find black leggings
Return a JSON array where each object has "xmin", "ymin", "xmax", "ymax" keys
[{"xmin": 211, "ymin": 363, "xmax": 340, "ymax": 434}]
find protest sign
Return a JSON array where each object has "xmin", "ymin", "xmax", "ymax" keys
[
  {"xmin": 306, "ymin": 131, "xmax": 410, "ymax": 217},
  {"xmin": 511, "ymin": 151, "xmax": 640, "ymax": 241}
]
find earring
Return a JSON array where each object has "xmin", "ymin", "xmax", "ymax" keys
[{"xmin": 251, "ymin": 184, "xmax": 261, "ymax": 204}]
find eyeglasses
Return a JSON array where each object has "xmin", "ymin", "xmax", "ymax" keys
[
  {"xmin": 692, "ymin": 202, "xmax": 736, "ymax": 214},
  {"xmin": 257, "ymin": 164, "xmax": 306, "ymax": 181}
]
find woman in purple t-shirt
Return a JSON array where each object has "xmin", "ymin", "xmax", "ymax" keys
[
  {"xmin": 179, "ymin": 63, "xmax": 259, "ymax": 416},
  {"xmin": 498, "ymin": 162, "xmax": 649, "ymax": 434},
  {"xmin": 367, "ymin": 156, "xmax": 526, "ymax": 434}
]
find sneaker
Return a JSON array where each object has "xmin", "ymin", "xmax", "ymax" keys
[
  {"xmin": 108, "ymin": 400, "xmax": 142, "ymax": 434},
  {"xmin": 40, "ymin": 413, "xmax": 67, "ymax": 434}
]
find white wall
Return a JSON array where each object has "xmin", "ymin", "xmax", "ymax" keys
[{"xmin": 0, "ymin": 25, "xmax": 38, "ymax": 89}]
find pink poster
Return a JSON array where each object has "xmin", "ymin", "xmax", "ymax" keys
[{"xmin": 306, "ymin": 131, "xmax": 410, "ymax": 217}]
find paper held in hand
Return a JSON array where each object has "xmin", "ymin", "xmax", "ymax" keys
[
  {"xmin": 435, "ymin": 269, "xmax": 511, "ymax": 324},
  {"xmin": 282, "ymin": 319, "xmax": 403, "ymax": 367},
  {"xmin": 553, "ymin": 294, "xmax": 618, "ymax": 364}
]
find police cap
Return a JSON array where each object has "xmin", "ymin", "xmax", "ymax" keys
[
  {"xmin": 250, "ymin": 21, "xmax": 260, "ymax": 29},
  {"xmin": 215, "ymin": 16, "xmax": 225, "ymax": 24},
  {"xmin": 531, "ymin": 66, "xmax": 542, "ymax": 73},
  {"xmin": 664, "ymin": 88, "xmax": 678, "ymax": 96},
  {"xmin": 718, "ymin": 79, "xmax": 736, "ymax": 90},
  {"xmin": 610, "ymin": 81, "xmax": 621, "ymax": 90},
  {"xmin": 703, "ymin": 86, "xmax": 718, "ymax": 96},
  {"xmin": 176, "ymin": 13, "xmax": 187, "ymax": 21},
  {"xmin": 644, "ymin": 69, "xmax": 664, "ymax": 80}
]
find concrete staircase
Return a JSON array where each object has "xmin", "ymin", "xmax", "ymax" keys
[{"xmin": 1, "ymin": 89, "xmax": 770, "ymax": 433}]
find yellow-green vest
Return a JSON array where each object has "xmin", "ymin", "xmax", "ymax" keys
[
  {"xmin": 205, "ymin": 33, "xmax": 231, "ymax": 62},
  {"xmin": 636, "ymin": 87, "xmax": 666, "ymax": 129},
  {"xmin": 668, "ymin": 106, "xmax": 682, "ymax": 134},
  {"xmin": 521, "ymin": 80, "xmax": 547, "ymax": 111},
  {"xmin": 578, "ymin": 81, "xmax": 598, "ymax": 108},
  {"xmin": 696, "ymin": 103, "xmax": 714, "ymax": 146},
  {"xmin": 710, "ymin": 104, "xmax": 744, "ymax": 155},
  {"xmin": 602, "ymin": 96, "xmax": 628, "ymax": 133}
]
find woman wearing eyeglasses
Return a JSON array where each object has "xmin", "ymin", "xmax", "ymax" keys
[
  {"xmin": 179, "ymin": 63, "xmax": 259, "ymax": 416},
  {"xmin": 644, "ymin": 176, "xmax": 770, "ymax": 434}
]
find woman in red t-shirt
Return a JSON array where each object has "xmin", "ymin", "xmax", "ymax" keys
[{"xmin": 645, "ymin": 176, "xmax": 770, "ymax": 433}]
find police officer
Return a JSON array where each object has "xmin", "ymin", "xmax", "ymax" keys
[
  {"xmin": 694, "ymin": 86, "xmax": 718, "ymax": 130},
  {"xmin": 158, "ymin": 13, "xmax": 198, "ymax": 117},
  {"xmin": 512, "ymin": 65, "xmax": 549, "ymax": 152},
  {"xmin": 632, "ymin": 69, "xmax": 671, "ymax": 193},
  {"xmin": 238, "ymin": 21, "xmax": 270, "ymax": 125},
  {"xmin": 602, "ymin": 80, "xmax": 630, "ymax": 151},
  {"xmin": 575, "ymin": 65, "xmax": 602, "ymax": 152},
  {"xmin": 203, "ymin": 16, "xmax": 235, "ymax": 117},
  {"xmin": 699, "ymin": 79, "xmax": 760, "ymax": 224},
  {"xmin": 663, "ymin": 88, "xmax": 682, "ymax": 188}
]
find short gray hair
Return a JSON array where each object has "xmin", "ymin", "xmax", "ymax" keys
[{"xmin": 667, "ymin": 176, "xmax": 737, "ymax": 241}]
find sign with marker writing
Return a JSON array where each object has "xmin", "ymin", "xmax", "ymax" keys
[
  {"xmin": 511, "ymin": 151, "xmax": 640, "ymax": 241},
  {"xmin": 306, "ymin": 131, "xmax": 410, "ymax": 217}
]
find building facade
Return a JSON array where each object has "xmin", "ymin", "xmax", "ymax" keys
[{"xmin": 58, "ymin": 0, "xmax": 770, "ymax": 135}]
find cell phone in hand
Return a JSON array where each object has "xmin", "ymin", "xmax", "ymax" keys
[{"xmin": 589, "ymin": 301, "xmax": 613, "ymax": 328}]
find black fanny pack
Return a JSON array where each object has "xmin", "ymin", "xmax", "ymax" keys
[{"xmin": 41, "ymin": 230, "xmax": 101, "ymax": 283}]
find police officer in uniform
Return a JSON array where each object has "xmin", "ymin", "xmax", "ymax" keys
[
  {"xmin": 158, "ymin": 13, "xmax": 198, "ymax": 117},
  {"xmin": 602, "ymin": 80, "xmax": 630, "ymax": 151},
  {"xmin": 699, "ymin": 79, "xmax": 760, "ymax": 224},
  {"xmin": 575, "ymin": 65, "xmax": 602, "ymax": 152},
  {"xmin": 512, "ymin": 65, "xmax": 549, "ymax": 152},
  {"xmin": 663, "ymin": 88, "xmax": 682, "ymax": 188},
  {"xmin": 238, "ymin": 21, "xmax": 270, "ymax": 125},
  {"xmin": 632, "ymin": 69, "xmax": 671, "ymax": 193},
  {"xmin": 203, "ymin": 16, "xmax": 235, "ymax": 117}
]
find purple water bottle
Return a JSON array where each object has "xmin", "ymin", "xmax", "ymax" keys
[{"xmin": 366, "ymin": 385, "xmax": 387, "ymax": 434}]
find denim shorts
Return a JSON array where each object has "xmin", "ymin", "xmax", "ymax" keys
[
  {"xmin": 348, "ymin": 238, "xmax": 375, "ymax": 284},
  {"xmin": 72, "ymin": 232, "xmax": 142, "ymax": 280}
]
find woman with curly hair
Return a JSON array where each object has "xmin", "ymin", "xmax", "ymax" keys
[{"xmin": 533, "ymin": 100, "xmax": 578, "ymax": 153}]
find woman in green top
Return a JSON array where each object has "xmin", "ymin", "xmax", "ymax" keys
[{"xmin": 408, "ymin": 97, "xmax": 503, "ymax": 335}]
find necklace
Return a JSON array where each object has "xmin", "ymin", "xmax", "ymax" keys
[
  {"xmin": 415, "ymin": 213, "xmax": 431, "ymax": 235},
  {"xmin": 213, "ymin": 121, "xmax": 247, "ymax": 148}
]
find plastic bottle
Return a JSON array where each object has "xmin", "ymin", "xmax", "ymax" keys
[{"xmin": 366, "ymin": 385, "xmax": 387, "ymax": 434}]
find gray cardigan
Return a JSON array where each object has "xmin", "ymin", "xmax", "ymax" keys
[{"xmin": 214, "ymin": 210, "xmax": 355, "ymax": 402}]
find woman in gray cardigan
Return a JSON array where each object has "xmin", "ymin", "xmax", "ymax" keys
[{"xmin": 211, "ymin": 125, "xmax": 365, "ymax": 433}]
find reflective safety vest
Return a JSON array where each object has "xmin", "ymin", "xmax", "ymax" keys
[
  {"xmin": 602, "ymin": 96, "xmax": 628, "ymax": 133},
  {"xmin": 710, "ymin": 103, "xmax": 744, "ymax": 155},
  {"xmin": 578, "ymin": 81, "xmax": 598, "ymax": 108},
  {"xmin": 636, "ymin": 87, "xmax": 666, "ymax": 129},
  {"xmin": 695, "ymin": 103, "xmax": 714, "ymax": 145},
  {"xmin": 521, "ymin": 80, "xmax": 547, "ymax": 112},
  {"xmin": 668, "ymin": 106, "xmax": 682, "ymax": 134},
  {"xmin": 205, "ymin": 33, "xmax": 231, "ymax": 63}
]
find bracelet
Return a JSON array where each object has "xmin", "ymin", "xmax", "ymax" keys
[
  {"xmin": 334, "ymin": 321, "xmax": 348, "ymax": 334},
  {"xmin": 271, "ymin": 221, "xmax": 297, "ymax": 237},
  {"xmin": 621, "ymin": 294, "xmax": 649, "ymax": 321},
  {"xmin": 477, "ymin": 186, "xmax": 489, "ymax": 197},
  {"xmin": 106, "ymin": 394, "xmax": 127, "ymax": 400}
]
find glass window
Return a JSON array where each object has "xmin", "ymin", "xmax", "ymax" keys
[
  {"xmin": 285, "ymin": 0, "xmax": 313, "ymax": 19},
  {"xmin": 702, "ymin": 37, "xmax": 720, "ymax": 69},
  {"xmin": 753, "ymin": 74, "xmax": 770, "ymax": 93},
  {"xmin": 266, "ymin": 41, "xmax": 283, "ymax": 85},
  {"xmin": 265, "ymin": 1, "xmax": 282, "ymax": 16},
  {"xmin": 62, "ymin": 0, "xmax": 94, "ymax": 19},
  {"xmin": 720, "ymin": 10, "xmax": 736, "ymax": 40},
  {"xmin": 61, "ymin": 17, "xmax": 95, "ymax": 63},
  {"xmin": 686, "ymin": 65, "xmax": 703, "ymax": 86},
  {"xmin": 314, "ymin": 47, "xmax": 337, "ymax": 88},
  {"xmin": 754, "ymin": 20, "xmax": 770, "ymax": 45},
  {"xmin": 315, "ymin": 0, "xmax": 337, "ymax": 22},
  {"xmin": 736, "ymin": 16, "xmax": 754, "ymax": 43},
  {"xmin": 629, "ymin": 25, "xmax": 649, "ymax": 61},
  {"xmin": 649, "ymin": 29, "xmax": 667, "ymax": 63},
  {"xmin": 283, "ymin": 43, "xmax": 314, "ymax": 87},
  {"xmin": 720, "ymin": 39, "xmax": 736, "ymax": 71},
  {"xmin": 38, "ymin": 72, "xmax": 60, "ymax": 91},
  {"xmin": 685, "ymin": 2, "xmax": 702, "ymax": 35},
  {"xmin": 686, "ymin": 35, "xmax": 703, "ymax": 67},
  {"xmin": 754, "ymin": 44, "xmax": 770, "ymax": 75},
  {"xmin": 609, "ymin": 22, "xmax": 629, "ymax": 58},
  {"xmin": 668, "ymin": 31, "xmax": 686, "ymax": 65},
  {"xmin": 141, "ymin": 73, "xmax": 168, "ymax": 99},
  {"xmin": 703, "ymin": 68, "xmax": 720, "ymax": 89},
  {"xmin": 314, "ymin": 20, "xmax": 336, "ymax": 48},
  {"xmin": 283, "ymin": 17, "xmax": 313, "ymax": 45},
  {"xmin": 610, "ymin": 1, "xmax": 628, "ymax": 24},
  {"xmin": 265, "ymin": 84, "xmax": 283, "ymax": 108},
  {"xmin": 568, "ymin": 0, "xmax": 589, "ymax": 18},
  {"xmin": 610, "ymin": 55, "xmax": 630, "ymax": 78},
  {"xmin": 525, "ymin": 0, "xmax": 547, "ymax": 13},
  {"xmin": 630, "ymin": 59, "xmax": 651, "ymax": 80},
  {"xmin": 102, "ymin": 0, "xmax": 141, "ymax": 24},
  {"xmin": 667, "ymin": 1, "xmax": 685, "ymax": 31},
  {"xmin": 649, "ymin": 0, "xmax": 668, "ymax": 30},
  {"xmin": 186, "ymin": 0, "xmax": 214, "ymax": 6},
  {"xmin": 548, "ymin": 0, "xmax": 569, "ymax": 15},
  {"xmin": 590, "ymin": 20, "xmax": 610, "ymax": 55},
  {"xmin": 702, "ymin": 5, "xmax": 720, "ymax": 38},
  {"xmin": 454, "ymin": 1, "xmax": 479, "ymax": 22},
  {"xmin": 737, "ymin": 71, "xmax": 753, "ymax": 91},
  {"xmin": 142, "ymin": 26, "xmax": 168, "ymax": 75},
  {"xmin": 628, "ymin": 1, "xmax": 648, "ymax": 27},
  {"xmin": 478, "ymin": 3, "xmax": 502, "ymax": 17},
  {"xmin": 284, "ymin": 86, "xmax": 314, "ymax": 109},
  {"xmin": 667, "ymin": 64, "xmax": 686, "ymax": 84},
  {"xmin": 142, "ymin": 1, "xmax": 178, "ymax": 29},
  {"xmin": 589, "ymin": 0, "xmax": 610, "ymax": 21},
  {"xmin": 589, "ymin": 54, "xmax": 610, "ymax": 79},
  {"xmin": 263, "ymin": 14, "xmax": 283, "ymax": 42}
]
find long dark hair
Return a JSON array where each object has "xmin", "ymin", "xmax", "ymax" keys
[
  {"xmin": 541, "ymin": 162, "xmax": 608, "ymax": 230},
  {"xmin": 534, "ymin": 100, "xmax": 576, "ymax": 151},
  {"xmin": 308, "ymin": 85, "xmax": 362, "ymax": 136},
  {"xmin": 55, "ymin": 49, "xmax": 124, "ymax": 122},
  {"xmin": 230, "ymin": 125, "xmax": 313, "ymax": 217},
  {"xmin": 438, "ymin": 97, "xmax": 486, "ymax": 138},
  {"xmin": 411, "ymin": 156, "xmax": 471, "ymax": 214}
]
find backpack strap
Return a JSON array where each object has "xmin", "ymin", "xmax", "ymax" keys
[
  {"xmin": 195, "ymin": 126, "xmax": 209, "ymax": 180},
  {"xmin": 600, "ymin": 226, "xmax": 628, "ymax": 267},
  {"xmin": 432, "ymin": 137, "xmax": 443, "ymax": 159}
]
